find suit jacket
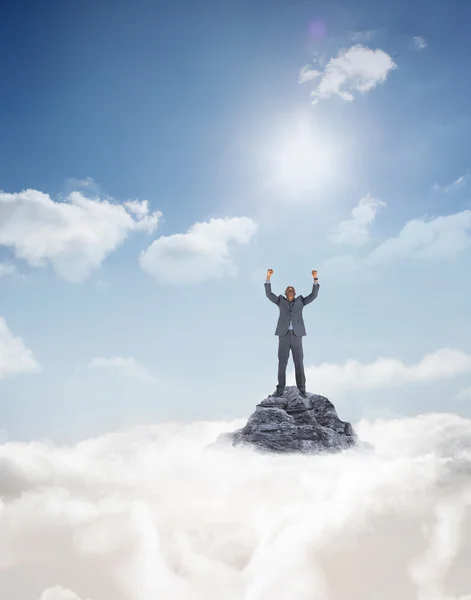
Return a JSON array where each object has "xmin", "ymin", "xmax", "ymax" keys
[{"xmin": 265, "ymin": 282, "xmax": 319, "ymax": 336}]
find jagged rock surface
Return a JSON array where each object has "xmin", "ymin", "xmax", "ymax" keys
[{"xmin": 217, "ymin": 386, "xmax": 356, "ymax": 454}]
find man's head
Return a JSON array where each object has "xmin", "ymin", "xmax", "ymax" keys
[{"xmin": 285, "ymin": 286, "xmax": 296, "ymax": 301}]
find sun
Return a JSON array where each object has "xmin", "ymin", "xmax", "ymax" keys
[{"xmin": 259, "ymin": 111, "xmax": 337, "ymax": 196}]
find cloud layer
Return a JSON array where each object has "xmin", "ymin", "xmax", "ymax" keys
[
  {"xmin": 302, "ymin": 348, "xmax": 471, "ymax": 396},
  {"xmin": 0, "ymin": 317, "xmax": 40, "ymax": 378},
  {"xmin": 0, "ymin": 189, "xmax": 161, "ymax": 283},
  {"xmin": 1, "ymin": 415, "xmax": 471, "ymax": 600},
  {"xmin": 300, "ymin": 45, "xmax": 397, "ymax": 103},
  {"xmin": 140, "ymin": 217, "xmax": 257, "ymax": 284}
]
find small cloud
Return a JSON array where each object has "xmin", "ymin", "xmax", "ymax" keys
[
  {"xmin": 66, "ymin": 177, "xmax": 101, "ymax": 194},
  {"xmin": 301, "ymin": 44, "xmax": 397, "ymax": 103},
  {"xmin": 298, "ymin": 65, "xmax": 321, "ymax": 84},
  {"xmin": 413, "ymin": 36, "xmax": 427, "ymax": 50},
  {"xmin": 433, "ymin": 174, "xmax": 467, "ymax": 194},
  {"xmin": 350, "ymin": 30, "xmax": 376, "ymax": 42},
  {"xmin": 455, "ymin": 387, "xmax": 471, "ymax": 401},
  {"xmin": 0, "ymin": 317, "xmax": 41, "ymax": 378},
  {"xmin": 329, "ymin": 193, "xmax": 386, "ymax": 247},
  {"xmin": 88, "ymin": 356, "xmax": 156, "ymax": 383},
  {"xmin": 140, "ymin": 217, "xmax": 257, "ymax": 285}
]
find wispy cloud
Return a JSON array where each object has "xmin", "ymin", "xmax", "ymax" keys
[
  {"xmin": 350, "ymin": 30, "xmax": 376, "ymax": 42},
  {"xmin": 413, "ymin": 36, "xmax": 427, "ymax": 50},
  {"xmin": 432, "ymin": 174, "xmax": 467, "ymax": 193},
  {"xmin": 302, "ymin": 348, "xmax": 471, "ymax": 395},
  {"xmin": 0, "ymin": 189, "xmax": 161, "ymax": 283},
  {"xmin": 140, "ymin": 217, "xmax": 257, "ymax": 285},
  {"xmin": 298, "ymin": 65, "xmax": 321, "ymax": 84},
  {"xmin": 0, "ymin": 317, "xmax": 40, "ymax": 378},
  {"xmin": 329, "ymin": 194, "xmax": 386, "ymax": 247},
  {"xmin": 300, "ymin": 44, "xmax": 397, "ymax": 103},
  {"xmin": 66, "ymin": 176, "xmax": 100, "ymax": 193},
  {"xmin": 88, "ymin": 356, "xmax": 156, "ymax": 383}
]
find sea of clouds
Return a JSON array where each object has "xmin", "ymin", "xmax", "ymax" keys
[{"xmin": 1, "ymin": 412, "xmax": 471, "ymax": 600}]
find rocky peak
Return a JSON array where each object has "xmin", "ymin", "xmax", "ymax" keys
[{"xmin": 216, "ymin": 386, "xmax": 356, "ymax": 454}]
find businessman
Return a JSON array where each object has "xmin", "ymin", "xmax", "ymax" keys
[{"xmin": 265, "ymin": 269, "xmax": 320, "ymax": 398}]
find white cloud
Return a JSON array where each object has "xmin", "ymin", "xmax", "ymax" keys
[
  {"xmin": 302, "ymin": 348, "xmax": 471, "ymax": 396},
  {"xmin": 0, "ymin": 317, "xmax": 40, "ymax": 378},
  {"xmin": 413, "ymin": 36, "xmax": 427, "ymax": 50},
  {"xmin": 300, "ymin": 44, "xmax": 397, "ymax": 103},
  {"xmin": 140, "ymin": 217, "xmax": 257, "ymax": 285},
  {"xmin": 455, "ymin": 387, "xmax": 471, "ymax": 401},
  {"xmin": 1, "ymin": 415, "xmax": 471, "ymax": 599},
  {"xmin": 368, "ymin": 209, "xmax": 471, "ymax": 263},
  {"xmin": 39, "ymin": 587, "xmax": 90, "ymax": 600},
  {"xmin": 323, "ymin": 209, "xmax": 471, "ymax": 279},
  {"xmin": 0, "ymin": 189, "xmax": 161, "ymax": 283},
  {"xmin": 88, "ymin": 356, "xmax": 156, "ymax": 383},
  {"xmin": 329, "ymin": 193, "xmax": 386, "ymax": 246},
  {"xmin": 433, "ymin": 174, "xmax": 467, "ymax": 193},
  {"xmin": 298, "ymin": 65, "xmax": 321, "ymax": 84}
]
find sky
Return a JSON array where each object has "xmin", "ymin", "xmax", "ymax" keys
[{"xmin": 1, "ymin": 0, "xmax": 471, "ymax": 442}]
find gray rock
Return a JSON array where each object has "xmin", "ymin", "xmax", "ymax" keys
[{"xmin": 215, "ymin": 386, "xmax": 357, "ymax": 454}]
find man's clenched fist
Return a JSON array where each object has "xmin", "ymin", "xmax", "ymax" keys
[
  {"xmin": 267, "ymin": 269, "xmax": 274, "ymax": 279},
  {"xmin": 312, "ymin": 269, "xmax": 318, "ymax": 279}
]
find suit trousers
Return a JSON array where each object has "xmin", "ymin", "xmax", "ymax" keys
[{"xmin": 277, "ymin": 330, "xmax": 306, "ymax": 391}]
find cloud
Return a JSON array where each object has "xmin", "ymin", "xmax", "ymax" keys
[
  {"xmin": 368, "ymin": 209, "xmax": 471, "ymax": 263},
  {"xmin": 329, "ymin": 194, "xmax": 386, "ymax": 246},
  {"xmin": 301, "ymin": 348, "xmax": 471, "ymax": 396},
  {"xmin": 0, "ymin": 189, "xmax": 161, "ymax": 283},
  {"xmin": 1, "ymin": 414, "xmax": 471, "ymax": 599},
  {"xmin": 350, "ymin": 30, "xmax": 376, "ymax": 42},
  {"xmin": 433, "ymin": 174, "xmax": 467, "ymax": 193},
  {"xmin": 300, "ymin": 44, "xmax": 397, "ymax": 103},
  {"xmin": 66, "ymin": 177, "xmax": 100, "ymax": 194},
  {"xmin": 455, "ymin": 387, "xmax": 471, "ymax": 401},
  {"xmin": 298, "ymin": 65, "xmax": 321, "ymax": 84},
  {"xmin": 39, "ymin": 587, "xmax": 90, "ymax": 600},
  {"xmin": 413, "ymin": 36, "xmax": 427, "ymax": 50},
  {"xmin": 140, "ymin": 217, "xmax": 257, "ymax": 285},
  {"xmin": 88, "ymin": 356, "xmax": 156, "ymax": 383},
  {"xmin": 0, "ymin": 317, "xmax": 40, "ymax": 378}
]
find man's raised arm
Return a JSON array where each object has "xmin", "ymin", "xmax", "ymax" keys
[
  {"xmin": 264, "ymin": 269, "xmax": 280, "ymax": 305},
  {"xmin": 302, "ymin": 269, "xmax": 320, "ymax": 306}
]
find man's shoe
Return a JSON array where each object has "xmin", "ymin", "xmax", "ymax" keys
[
  {"xmin": 271, "ymin": 387, "xmax": 285, "ymax": 397},
  {"xmin": 299, "ymin": 389, "xmax": 307, "ymax": 398}
]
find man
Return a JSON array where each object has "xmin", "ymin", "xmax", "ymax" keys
[{"xmin": 264, "ymin": 268, "xmax": 320, "ymax": 398}]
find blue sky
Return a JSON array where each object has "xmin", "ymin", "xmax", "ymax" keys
[{"xmin": 1, "ymin": 0, "xmax": 471, "ymax": 442}]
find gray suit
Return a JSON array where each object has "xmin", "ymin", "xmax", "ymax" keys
[{"xmin": 265, "ymin": 282, "xmax": 319, "ymax": 391}]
